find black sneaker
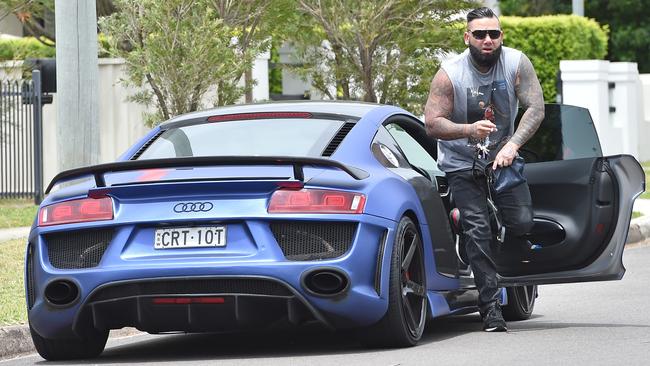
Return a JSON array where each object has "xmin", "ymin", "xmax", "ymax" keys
[{"xmin": 481, "ymin": 304, "xmax": 507, "ymax": 332}]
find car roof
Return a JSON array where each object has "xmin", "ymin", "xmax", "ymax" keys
[{"xmin": 161, "ymin": 101, "xmax": 384, "ymax": 127}]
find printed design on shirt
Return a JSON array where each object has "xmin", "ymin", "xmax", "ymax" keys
[{"xmin": 466, "ymin": 80, "xmax": 510, "ymax": 151}]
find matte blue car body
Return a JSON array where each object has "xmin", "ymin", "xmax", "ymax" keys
[{"xmin": 27, "ymin": 102, "xmax": 467, "ymax": 340}]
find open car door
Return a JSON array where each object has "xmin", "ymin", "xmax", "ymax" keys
[{"xmin": 496, "ymin": 104, "xmax": 645, "ymax": 286}]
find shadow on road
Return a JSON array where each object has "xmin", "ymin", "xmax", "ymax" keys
[
  {"xmin": 32, "ymin": 312, "xmax": 648, "ymax": 364},
  {"xmin": 32, "ymin": 316, "xmax": 477, "ymax": 364}
]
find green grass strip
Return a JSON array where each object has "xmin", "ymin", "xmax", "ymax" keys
[
  {"xmin": 0, "ymin": 200, "xmax": 37, "ymax": 229},
  {"xmin": 0, "ymin": 238, "xmax": 27, "ymax": 325}
]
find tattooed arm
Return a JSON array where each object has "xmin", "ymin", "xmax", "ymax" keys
[
  {"xmin": 492, "ymin": 54, "xmax": 545, "ymax": 169},
  {"xmin": 512, "ymin": 54, "xmax": 545, "ymax": 146},
  {"xmin": 424, "ymin": 69, "xmax": 495, "ymax": 141}
]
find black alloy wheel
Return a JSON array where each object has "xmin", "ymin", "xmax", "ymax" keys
[
  {"xmin": 502, "ymin": 285, "xmax": 537, "ymax": 321},
  {"xmin": 358, "ymin": 216, "xmax": 427, "ymax": 347}
]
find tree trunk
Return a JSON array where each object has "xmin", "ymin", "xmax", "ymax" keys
[
  {"xmin": 245, "ymin": 68, "xmax": 253, "ymax": 103},
  {"xmin": 360, "ymin": 48, "xmax": 376, "ymax": 102}
]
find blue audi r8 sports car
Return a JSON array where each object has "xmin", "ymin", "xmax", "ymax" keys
[{"xmin": 26, "ymin": 102, "xmax": 644, "ymax": 360}]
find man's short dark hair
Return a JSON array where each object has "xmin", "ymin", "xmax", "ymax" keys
[{"xmin": 466, "ymin": 7, "xmax": 499, "ymax": 23}]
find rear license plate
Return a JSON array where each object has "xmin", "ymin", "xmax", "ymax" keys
[{"xmin": 154, "ymin": 226, "xmax": 226, "ymax": 249}]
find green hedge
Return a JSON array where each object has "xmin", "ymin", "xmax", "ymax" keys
[
  {"xmin": 0, "ymin": 37, "xmax": 55, "ymax": 61},
  {"xmin": 0, "ymin": 36, "xmax": 113, "ymax": 62},
  {"xmin": 501, "ymin": 15, "xmax": 608, "ymax": 102}
]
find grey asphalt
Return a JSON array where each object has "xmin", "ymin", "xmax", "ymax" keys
[
  {"xmin": 3, "ymin": 244, "xmax": 650, "ymax": 365},
  {"xmin": 1, "ymin": 199, "xmax": 649, "ymax": 362}
]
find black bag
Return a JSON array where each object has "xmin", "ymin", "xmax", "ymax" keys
[{"xmin": 489, "ymin": 156, "xmax": 526, "ymax": 194}]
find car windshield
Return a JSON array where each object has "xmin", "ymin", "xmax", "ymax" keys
[{"xmin": 137, "ymin": 118, "xmax": 346, "ymax": 159}]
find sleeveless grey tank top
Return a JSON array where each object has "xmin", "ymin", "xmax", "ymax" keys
[{"xmin": 438, "ymin": 46, "xmax": 522, "ymax": 173}]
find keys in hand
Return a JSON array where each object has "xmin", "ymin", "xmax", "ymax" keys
[
  {"xmin": 476, "ymin": 104, "xmax": 495, "ymax": 159},
  {"xmin": 476, "ymin": 140, "xmax": 489, "ymax": 159}
]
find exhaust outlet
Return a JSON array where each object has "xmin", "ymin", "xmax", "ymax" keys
[
  {"xmin": 302, "ymin": 268, "xmax": 349, "ymax": 297},
  {"xmin": 44, "ymin": 280, "xmax": 79, "ymax": 306}
]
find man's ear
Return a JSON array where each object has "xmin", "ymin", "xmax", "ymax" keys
[{"xmin": 464, "ymin": 32, "xmax": 470, "ymax": 46}]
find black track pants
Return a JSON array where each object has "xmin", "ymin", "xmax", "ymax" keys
[{"xmin": 447, "ymin": 169, "xmax": 533, "ymax": 308}]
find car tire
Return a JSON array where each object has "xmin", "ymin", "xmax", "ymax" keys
[
  {"xmin": 358, "ymin": 216, "xmax": 427, "ymax": 347},
  {"xmin": 29, "ymin": 322, "xmax": 108, "ymax": 361},
  {"xmin": 502, "ymin": 285, "xmax": 537, "ymax": 321}
]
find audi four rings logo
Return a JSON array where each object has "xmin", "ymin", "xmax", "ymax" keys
[{"xmin": 173, "ymin": 202, "xmax": 213, "ymax": 213}]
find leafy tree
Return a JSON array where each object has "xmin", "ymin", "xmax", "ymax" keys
[
  {"xmin": 585, "ymin": 0, "xmax": 650, "ymax": 73},
  {"xmin": 99, "ymin": 0, "xmax": 287, "ymax": 126},
  {"xmin": 0, "ymin": 0, "xmax": 55, "ymax": 45},
  {"xmin": 287, "ymin": 0, "xmax": 478, "ymax": 115},
  {"xmin": 0, "ymin": 0, "xmax": 116, "ymax": 45},
  {"xmin": 498, "ymin": 0, "xmax": 571, "ymax": 16},
  {"xmin": 211, "ymin": 0, "xmax": 294, "ymax": 102}
]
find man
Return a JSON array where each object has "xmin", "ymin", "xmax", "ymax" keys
[{"xmin": 424, "ymin": 7, "xmax": 544, "ymax": 332}]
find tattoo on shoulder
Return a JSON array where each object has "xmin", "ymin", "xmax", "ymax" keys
[
  {"xmin": 423, "ymin": 70, "xmax": 464, "ymax": 139},
  {"xmin": 428, "ymin": 71, "xmax": 453, "ymax": 119}
]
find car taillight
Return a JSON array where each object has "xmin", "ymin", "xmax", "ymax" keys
[
  {"xmin": 38, "ymin": 197, "xmax": 114, "ymax": 226},
  {"xmin": 268, "ymin": 188, "xmax": 365, "ymax": 214}
]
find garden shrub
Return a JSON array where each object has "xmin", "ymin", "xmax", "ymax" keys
[
  {"xmin": 0, "ymin": 37, "xmax": 55, "ymax": 61},
  {"xmin": 0, "ymin": 36, "xmax": 113, "ymax": 61},
  {"xmin": 501, "ymin": 15, "xmax": 608, "ymax": 102}
]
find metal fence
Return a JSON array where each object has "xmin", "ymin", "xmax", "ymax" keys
[{"xmin": 0, "ymin": 70, "xmax": 43, "ymax": 203}]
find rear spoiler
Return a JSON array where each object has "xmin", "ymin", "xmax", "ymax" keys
[{"xmin": 45, "ymin": 156, "xmax": 369, "ymax": 194}]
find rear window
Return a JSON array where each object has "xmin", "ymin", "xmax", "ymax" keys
[
  {"xmin": 137, "ymin": 119, "xmax": 346, "ymax": 159},
  {"xmin": 517, "ymin": 104, "xmax": 603, "ymax": 163}
]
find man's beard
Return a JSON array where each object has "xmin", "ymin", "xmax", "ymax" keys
[{"xmin": 469, "ymin": 44, "xmax": 502, "ymax": 68}]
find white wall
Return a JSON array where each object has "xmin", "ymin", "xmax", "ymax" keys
[
  {"xmin": 560, "ymin": 60, "xmax": 645, "ymax": 160},
  {"xmin": 0, "ymin": 14, "xmax": 23, "ymax": 38}
]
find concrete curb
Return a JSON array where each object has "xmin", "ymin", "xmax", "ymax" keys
[
  {"xmin": 0, "ymin": 325, "xmax": 142, "ymax": 360},
  {"xmin": 626, "ymin": 216, "xmax": 650, "ymax": 244},
  {"xmin": 0, "ymin": 324, "xmax": 32, "ymax": 360}
]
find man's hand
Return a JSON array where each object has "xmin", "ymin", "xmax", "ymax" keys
[
  {"xmin": 492, "ymin": 141, "xmax": 520, "ymax": 170},
  {"xmin": 468, "ymin": 120, "xmax": 497, "ymax": 140}
]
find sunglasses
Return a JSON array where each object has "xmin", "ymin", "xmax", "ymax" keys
[{"xmin": 469, "ymin": 29, "xmax": 502, "ymax": 40}]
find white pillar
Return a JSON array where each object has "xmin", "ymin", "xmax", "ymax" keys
[
  {"xmin": 572, "ymin": 0, "xmax": 584, "ymax": 16},
  {"xmin": 251, "ymin": 50, "xmax": 270, "ymax": 102},
  {"xmin": 608, "ymin": 62, "xmax": 640, "ymax": 157},
  {"xmin": 560, "ymin": 60, "xmax": 619, "ymax": 155},
  {"xmin": 278, "ymin": 43, "xmax": 310, "ymax": 98},
  {"xmin": 639, "ymin": 75, "xmax": 650, "ymax": 161},
  {"xmin": 55, "ymin": 0, "xmax": 100, "ymax": 171}
]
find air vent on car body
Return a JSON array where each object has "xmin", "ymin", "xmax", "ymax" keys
[
  {"xmin": 131, "ymin": 130, "xmax": 164, "ymax": 160},
  {"xmin": 322, "ymin": 122, "xmax": 355, "ymax": 157},
  {"xmin": 271, "ymin": 221, "xmax": 357, "ymax": 261},
  {"xmin": 27, "ymin": 244, "xmax": 35, "ymax": 309},
  {"xmin": 45, "ymin": 229, "xmax": 114, "ymax": 269}
]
